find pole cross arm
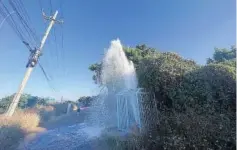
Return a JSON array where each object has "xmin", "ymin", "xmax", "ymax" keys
[
  {"xmin": 5, "ymin": 10, "xmax": 60, "ymax": 117},
  {"xmin": 42, "ymin": 11, "xmax": 63, "ymax": 24},
  {"xmin": 23, "ymin": 41, "xmax": 34, "ymax": 52}
]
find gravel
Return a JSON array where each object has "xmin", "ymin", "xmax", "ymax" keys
[{"xmin": 24, "ymin": 123, "xmax": 105, "ymax": 150}]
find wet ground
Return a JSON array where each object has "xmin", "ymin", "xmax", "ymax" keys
[{"xmin": 23, "ymin": 123, "xmax": 105, "ymax": 150}]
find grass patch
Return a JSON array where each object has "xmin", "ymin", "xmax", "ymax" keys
[
  {"xmin": 0, "ymin": 110, "xmax": 41, "ymax": 150},
  {"xmin": 0, "ymin": 125, "xmax": 24, "ymax": 150},
  {"xmin": 0, "ymin": 110, "xmax": 40, "ymax": 131}
]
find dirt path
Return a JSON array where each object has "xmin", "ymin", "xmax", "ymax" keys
[
  {"xmin": 18, "ymin": 110, "xmax": 107, "ymax": 150},
  {"xmin": 21, "ymin": 123, "xmax": 104, "ymax": 150},
  {"xmin": 41, "ymin": 112, "xmax": 88, "ymax": 130}
]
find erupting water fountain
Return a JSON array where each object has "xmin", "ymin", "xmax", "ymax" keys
[
  {"xmin": 87, "ymin": 39, "xmax": 156, "ymax": 134},
  {"xmin": 26, "ymin": 39, "xmax": 158, "ymax": 150}
]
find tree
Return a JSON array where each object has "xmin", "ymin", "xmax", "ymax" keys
[
  {"xmin": 0, "ymin": 94, "xmax": 54, "ymax": 113},
  {"xmin": 207, "ymin": 46, "xmax": 236, "ymax": 65},
  {"xmin": 89, "ymin": 44, "xmax": 157, "ymax": 84},
  {"xmin": 87, "ymin": 45, "xmax": 236, "ymax": 149},
  {"xmin": 89, "ymin": 63, "xmax": 102, "ymax": 84},
  {"xmin": 77, "ymin": 96, "xmax": 96, "ymax": 107}
]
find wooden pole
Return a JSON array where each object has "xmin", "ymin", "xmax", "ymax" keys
[{"xmin": 5, "ymin": 11, "xmax": 59, "ymax": 116}]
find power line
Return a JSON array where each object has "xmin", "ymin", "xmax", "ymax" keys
[
  {"xmin": 22, "ymin": 38, "xmax": 57, "ymax": 95},
  {"xmin": 0, "ymin": 0, "xmax": 39, "ymax": 48},
  {"xmin": 53, "ymin": 26, "xmax": 60, "ymax": 68},
  {"xmin": 38, "ymin": 62, "xmax": 56, "ymax": 92},
  {"xmin": 49, "ymin": 0, "xmax": 53, "ymax": 14},
  {"xmin": 1, "ymin": 0, "xmax": 58, "ymax": 95},
  {"xmin": 37, "ymin": 0, "xmax": 66, "ymax": 94},
  {"xmin": 18, "ymin": 0, "xmax": 39, "ymax": 42},
  {"xmin": 43, "ymin": 0, "xmax": 63, "ymax": 72},
  {"xmin": 0, "ymin": 1, "xmax": 26, "ymax": 42},
  {"xmin": 36, "ymin": 0, "xmax": 57, "ymax": 85},
  {"xmin": 60, "ymin": 0, "xmax": 64, "ymax": 19},
  {"xmin": 17, "ymin": 0, "xmax": 33, "ymax": 29},
  {"xmin": 37, "ymin": 0, "xmax": 64, "ymax": 94},
  {"xmin": 9, "ymin": 0, "xmax": 39, "ymax": 46},
  {"xmin": 38, "ymin": 0, "xmax": 43, "ymax": 12},
  {"xmin": 38, "ymin": 0, "xmax": 47, "ymax": 33},
  {"xmin": 49, "ymin": 0, "xmax": 60, "ymax": 68},
  {"xmin": 0, "ymin": 11, "xmax": 14, "ymax": 29},
  {"xmin": 59, "ymin": 0, "xmax": 64, "ymax": 50},
  {"xmin": 9, "ymin": 0, "xmax": 33, "ymax": 39},
  {"xmin": 59, "ymin": 0, "xmax": 66, "ymax": 76},
  {"xmin": 6, "ymin": 10, "xmax": 61, "ymax": 116}
]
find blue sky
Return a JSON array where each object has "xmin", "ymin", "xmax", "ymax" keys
[{"xmin": 0, "ymin": 0, "xmax": 235, "ymax": 100}]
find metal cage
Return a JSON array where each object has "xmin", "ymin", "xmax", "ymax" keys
[{"xmin": 116, "ymin": 88, "xmax": 151, "ymax": 132}]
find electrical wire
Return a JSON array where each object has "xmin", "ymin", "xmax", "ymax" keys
[
  {"xmin": 9, "ymin": 1, "xmax": 33, "ymax": 40},
  {"xmin": 9, "ymin": 0, "xmax": 39, "ymax": 46},
  {"xmin": 59, "ymin": 0, "xmax": 66, "ymax": 76},
  {"xmin": 0, "ymin": 11, "xmax": 14, "ymax": 29},
  {"xmin": 53, "ymin": 26, "xmax": 60, "ymax": 68},
  {"xmin": 38, "ymin": 61, "xmax": 56, "ymax": 92},
  {"xmin": 48, "ymin": 0, "xmax": 61, "ymax": 71},
  {"xmin": 37, "ymin": 0, "xmax": 61, "ymax": 94},
  {"xmin": 49, "ymin": 0, "xmax": 60, "ymax": 68},
  {"xmin": 38, "ymin": 0, "xmax": 43, "ymax": 12},
  {"xmin": 60, "ymin": 0, "xmax": 64, "ymax": 49},
  {"xmin": 0, "ymin": 1, "xmax": 26, "ymax": 42},
  {"xmin": 38, "ymin": 0, "xmax": 47, "ymax": 28},
  {"xmin": 49, "ymin": 0, "xmax": 53, "ymax": 14},
  {"xmin": 18, "ymin": 0, "xmax": 39, "ymax": 42},
  {"xmin": 0, "ymin": 0, "xmax": 38, "ymax": 48},
  {"xmin": 1, "ymin": 0, "xmax": 57, "ymax": 94}
]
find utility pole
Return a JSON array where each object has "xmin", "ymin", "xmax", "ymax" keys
[
  {"xmin": 61, "ymin": 96, "xmax": 63, "ymax": 103},
  {"xmin": 5, "ymin": 10, "xmax": 62, "ymax": 117}
]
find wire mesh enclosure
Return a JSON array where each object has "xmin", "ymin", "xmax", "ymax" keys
[{"xmin": 116, "ymin": 88, "xmax": 158, "ymax": 133}]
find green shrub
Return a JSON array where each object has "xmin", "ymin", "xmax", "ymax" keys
[
  {"xmin": 154, "ymin": 108, "xmax": 235, "ymax": 149},
  {"xmin": 137, "ymin": 52, "xmax": 198, "ymax": 109},
  {"xmin": 179, "ymin": 64, "xmax": 236, "ymax": 112},
  {"xmin": 135, "ymin": 53, "xmax": 236, "ymax": 150},
  {"xmin": 218, "ymin": 59, "xmax": 236, "ymax": 68},
  {"xmin": 102, "ymin": 108, "xmax": 235, "ymax": 150}
]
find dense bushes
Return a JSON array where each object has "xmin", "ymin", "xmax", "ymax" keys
[
  {"xmin": 137, "ymin": 52, "xmax": 198, "ymax": 109},
  {"xmin": 102, "ymin": 108, "xmax": 235, "ymax": 150},
  {"xmin": 155, "ymin": 108, "xmax": 236, "ymax": 149},
  {"xmin": 89, "ymin": 44, "xmax": 236, "ymax": 149},
  {"xmin": 135, "ymin": 47, "xmax": 236, "ymax": 149},
  {"xmin": 78, "ymin": 96, "xmax": 96, "ymax": 107},
  {"xmin": 0, "ymin": 94, "xmax": 55, "ymax": 114},
  {"xmin": 180, "ymin": 64, "xmax": 236, "ymax": 112},
  {"xmin": 136, "ymin": 51, "xmax": 235, "ymax": 112},
  {"xmin": 135, "ymin": 47, "xmax": 236, "ymax": 112}
]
